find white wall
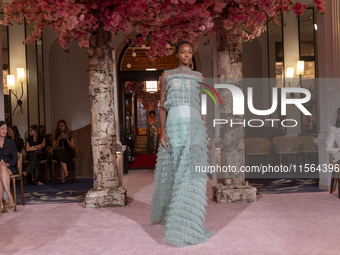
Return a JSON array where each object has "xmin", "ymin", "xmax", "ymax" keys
[
  {"xmin": 42, "ymin": 27, "xmax": 55, "ymax": 134},
  {"xmin": 283, "ymin": 11, "xmax": 303, "ymax": 137},
  {"xmin": 8, "ymin": 23, "xmax": 28, "ymax": 138},
  {"xmin": 48, "ymin": 39, "xmax": 89, "ymax": 132},
  {"xmin": 43, "ymin": 26, "xmax": 90, "ymax": 133},
  {"xmin": 0, "ymin": 28, "xmax": 4, "ymax": 121},
  {"xmin": 243, "ymin": 36, "xmax": 270, "ymax": 124}
]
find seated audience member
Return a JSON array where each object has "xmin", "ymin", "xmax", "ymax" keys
[
  {"xmin": 326, "ymin": 107, "xmax": 340, "ymax": 166},
  {"xmin": 23, "ymin": 125, "xmax": 46, "ymax": 186},
  {"xmin": 7, "ymin": 125, "xmax": 24, "ymax": 153},
  {"xmin": 0, "ymin": 121, "xmax": 17, "ymax": 210},
  {"xmin": 127, "ymin": 137, "xmax": 140, "ymax": 157},
  {"xmin": 52, "ymin": 120, "xmax": 75, "ymax": 184}
]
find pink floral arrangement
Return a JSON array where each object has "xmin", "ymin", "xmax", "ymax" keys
[{"xmin": 0, "ymin": 0, "xmax": 324, "ymax": 58}]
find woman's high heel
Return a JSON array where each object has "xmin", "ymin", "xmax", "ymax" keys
[
  {"xmin": 7, "ymin": 201, "xmax": 15, "ymax": 211},
  {"xmin": 1, "ymin": 200, "xmax": 7, "ymax": 213}
]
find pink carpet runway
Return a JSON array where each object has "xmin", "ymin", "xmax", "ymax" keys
[{"xmin": 1, "ymin": 169, "xmax": 340, "ymax": 255}]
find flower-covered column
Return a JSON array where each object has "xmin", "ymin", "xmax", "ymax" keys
[
  {"xmin": 212, "ymin": 20, "xmax": 256, "ymax": 203},
  {"xmin": 85, "ymin": 31, "xmax": 127, "ymax": 208}
]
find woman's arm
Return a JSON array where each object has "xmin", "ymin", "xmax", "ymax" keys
[
  {"xmin": 8, "ymin": 141, "xmax": 18, "ymax": 166},
  {"xmin": 37, "ymin": 137, "xmax": 46, "ymax": 150},
  {"xmin": 146, "ymin": 119, "xmax": 149, "ymax": 136},
  {"xmin": 159, "ymin": 72, "xmax": 168, "ymax": 149},
  {"xmin": 159, "ymin": 72, "xmax": 166, "ymax": 133},
  {"xmin": 200, "ymin": 76, "xmax": 210, "ymax": 138},
  {"xmin": 53, "ymin": 133, "xmax": 63, "ymax": 150},
  {"xmin": 200, "ymin": 76, "xmax": 213, "ymax": 154},
  {"xmin": 52, "ymin": 139, "xmax": 58, "ymax": 150},
  {"xmin": 25, "ymin": 140, "xmax": 36, "ymax": 152},
  {"xmin": 66, "ymin": 137, "xmax": 75, "ymax": 150}
]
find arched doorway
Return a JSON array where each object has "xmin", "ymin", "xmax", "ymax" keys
[{"xmin": 117, "ymin": 42, "xmax": 197, "ymax": 174}]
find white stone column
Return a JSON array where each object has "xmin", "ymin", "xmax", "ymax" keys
[{"xmin": 314, "ymin": 0, "xmax": 340, "ymax": 191}]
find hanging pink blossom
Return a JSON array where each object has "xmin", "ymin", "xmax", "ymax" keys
[{"xmin": 0, "ymin": 0, "xmax": 325, "ymax": 59}]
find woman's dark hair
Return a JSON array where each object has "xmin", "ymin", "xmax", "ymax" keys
[
  {"xmin": 175, "ymin": 41, "xmax": 193, "ymax": 54},
  {"xmin": 30, "ymin": 125, "xmax": 40, "ymax": 136},
  {"xmin": 0, "ymin": 121, "xmax": 5, "ymax": 127},
  {"xmin": 52, "ymin": 119, "xmax": 72, "ymax": 140},
  {"xmin": 8, "ymin": 125, "xmax": 21, "ymax": 140},
  {"xmin": 149, "ymin": 110, "xmax": 156, "ymax": 116},
  {"xmin": 336, "ymin": 108, "xmax": 340, "ymax": 128}
]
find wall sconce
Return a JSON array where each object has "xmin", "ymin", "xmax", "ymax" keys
[
  {"xmin": 286, "ymin": 61, "xmax": 304, "ymax": 98},
  {"xmin": 6, "ymin": 75, "xmax": 15, "ymax": 90},
  {"xmin": 145, "ymin": 81, "xmax": 158, "ymax": 93},
  {"xmin": 7, "ymin": 67, "xmax": 25, "ymax": 116},
  {"xmin": 17, "ymin": 68, "xmax": 25, "ymax": 82},
  {"xmin": 297, "ymin": 61, "xmax": 305, "ymax": 76},
  {"xmin": 286, "ymin": 67, "xmax": 295, "ymax": 98},
  {"xmin": 296, "ymin": 60, "xmax": 304, "ymax": 88},
  {"xmin": 286, "ymin": 67, "xmax": 294, "ymax": 87}
]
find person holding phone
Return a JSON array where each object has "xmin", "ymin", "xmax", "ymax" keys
[
  {"xmin": 52, "ymin": 120, "xmax": 75, "ymax": 184},
  {"xmin": 23, "ymin": 125, "xmax": 46, "ymax": 186}
]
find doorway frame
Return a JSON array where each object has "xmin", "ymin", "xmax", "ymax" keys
[{"xmin": 117, "ymin": 42, "xmax": 197, "ymax": 174}]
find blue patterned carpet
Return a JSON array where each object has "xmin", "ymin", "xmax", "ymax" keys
[
  {"xmin": 12, "ymin": 177, "xmax": 322, "ymax": 205},
  {"xmin": 247, "ymin": 178, "xmax": 322, "ymax": 195},
  {"xmin": 14, "ymin": 178, "xmax": 93, "ymax": 205}
]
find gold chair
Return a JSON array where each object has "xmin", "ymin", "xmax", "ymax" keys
[
  {"xmin": 49, "ymin": 146, "xmax": 78, "ymax": 183},
  {"xmin": 273, "ymin": 137, "xmax": 302, "ymax": 166},
  {"xmin": 297, "ymin": 136, "xmax": 319, "ymax": 165},
  {"xmin": 10, "ymin": 152, "xmax": 25, "ymax": 211},
  {"xmin": 2, "ymin": 152, "xmax": 25, "ymax": 213},
  {"xmin": 245, "ymin": 138, "xmax": 271, "ymax": 166},
  {"xmin": 329, "ymin": 143, "xmax": 340, "ymax": 197}
]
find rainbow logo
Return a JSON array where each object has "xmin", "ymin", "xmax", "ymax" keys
[{"xmin": 197, "ymin": 81, "xmax": 222, "ymax": 106}]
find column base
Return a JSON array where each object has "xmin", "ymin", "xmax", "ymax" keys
[
  {"xmin": 85, "ymin": 186, "xmax": 127, "ymax": 208},
  {"xmin": 212, "ymin": 182, "xmax": 257, "ymax": 203}
]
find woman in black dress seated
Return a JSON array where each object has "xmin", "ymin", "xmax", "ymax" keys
[
  {"xmin": 23, "ymin": 125, "xmax": 46, "ymax": 186},
  {"xmin": 52, "ymin": 120, "xmax": 75, "ymax": 184},
  {"xmin": 7, "ymin": 125, "xmax": 24, "ymax": 153},
  {"xmin": 0, "ymin": 121, "xmax": 17, "ymax": 209}
]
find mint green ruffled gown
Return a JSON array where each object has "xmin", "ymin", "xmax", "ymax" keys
[{"xmin": 149, "ymin": 67, "xmax": 214, "ymax": 247}]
